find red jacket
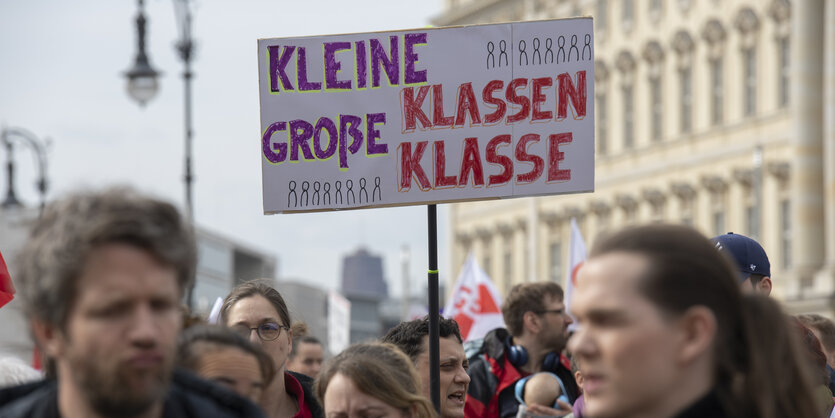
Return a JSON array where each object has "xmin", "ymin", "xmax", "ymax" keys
[{"xmin": 464, "ymin": 329, "xmax": 578, "ymax": 418}]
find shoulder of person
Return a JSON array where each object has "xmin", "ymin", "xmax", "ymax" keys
[
  {"xmin": 287, "ymin": 371, "xmax": 324, "ymax": 418},
  {"xmin": 0, "ymin": 379, "xmax": 56, "ymax": 418},
  {"xmin": 165, "ymin": 369, "xmax": 265, "ymax": 418}
]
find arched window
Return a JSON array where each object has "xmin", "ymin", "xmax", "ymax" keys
[
  {"xmin": 616, "ymin": 51, "xmax": 636, "ymax": 150},
  {"xmin": 735, "ymin": 7, "xmax": 760, "ymax": 117},
  {"xmin": 643, "ymin": 41, "xmax": 665, "ymax": 141},
  {"xmin": 702, "ymin": 19, "xmax": 726, "ymax": 125},
  {"xmin": 672, "ymin": 30, "xmax": 695, "ymax": 133}
]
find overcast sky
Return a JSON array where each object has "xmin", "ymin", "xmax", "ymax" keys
[{"xmin": 0, "ymin": 1, "xmax": 449, "ymax": 297}]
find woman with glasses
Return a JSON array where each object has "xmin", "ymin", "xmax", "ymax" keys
[{"xmin": 220, "ymin": 280, "xmax": 324, "ymax": 418}]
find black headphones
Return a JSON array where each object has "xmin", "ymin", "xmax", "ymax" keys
[{"xmin": 505, "ymin": 335, "xmax": 560, "ymax": 371}]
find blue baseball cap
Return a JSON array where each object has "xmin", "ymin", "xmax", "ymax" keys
[{"xmin": 711, "ymin": 232, "xmax": 771, "ymax": 281}]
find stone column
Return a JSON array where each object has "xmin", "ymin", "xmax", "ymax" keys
[
  {"xmin": 815, "ymin": 0, "xmax": 835, "ymax": 290},
  {"xmin": 791, "ymin": 0, "xmax": 826, "ymax": 286}
]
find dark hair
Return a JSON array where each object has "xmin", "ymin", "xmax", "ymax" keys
[
  {"xmin": 502, "ymin": 282, "xmax": 564, "ymax": 336},
  {"xmin": 220, "ymin": 280, "xmax": 291, "ymax": 329},
  {"xmin": 177, "ymin": 324, "xmax": 275, "ymax": 386},
  {"xmin": 798, "ymin": 314, "xmax": 835, "ymax": 353},
  {"xmin": 793, "ymin": 319, "xmax": 829, "ymax": 385},
  {"xmin": 16, "ymin": 187, "xmax": 195, "ymax": 328},
  {"xmin": 381, "ymin": 316, "xmax": 463, "ymax": 363},
  {"xmin": 748, "ymin": 274, "xmax": 766, "ymax": 287},
  {"xmin": 315, "ymin": 342, "xmax": 436, "ymax": 418},
  {"xmin": 590, "ymin": 224, "xmax": 818, "ymax": 418},
  {"xmin": 288, "ymin": 321, "xmax": 323, "ymax": 360}
]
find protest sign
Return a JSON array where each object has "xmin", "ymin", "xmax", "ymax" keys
[{"xmin": 258, "ymin": 18, "xmax": 594, "ymax": 214}]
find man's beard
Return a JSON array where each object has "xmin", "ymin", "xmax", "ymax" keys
[
  {"xmin": 544, "ymin": 330, "xmax": 569, "ymax": 353},
  {"xmin": 68, "ymin": 350, "xmax": 172, "ymax": 418}
]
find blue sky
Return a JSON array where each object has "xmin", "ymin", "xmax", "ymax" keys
[{"xmin": 0, "ymin": 1, "xmax": 448, "ymax": 297}]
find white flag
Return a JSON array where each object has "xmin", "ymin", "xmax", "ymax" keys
[
  {"xmin": 444, "ymin": 253, "xmax": 505, "ymax": 341},
  {"xmin": 207, "ymin": 297, "xmax": 224, "ymax": 325},
  {"xmin": 565, "ymin": 218, "xmax": 587, "ymax": 331}
]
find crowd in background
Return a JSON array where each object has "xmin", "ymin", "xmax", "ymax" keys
[{"xmin": 1, "ymin": 187, "xmax": 834, "ymax": 418}]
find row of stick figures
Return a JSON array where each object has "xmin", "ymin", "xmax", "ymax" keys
[
  {"xmin": 487, "ymin": 34, "xmax": 592, "ymax": 69},
  {"xmin": 287, "ymin": 177, "xmax": 383, "ymax": 207}
]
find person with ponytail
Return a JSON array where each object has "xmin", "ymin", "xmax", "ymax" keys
[
  {"xmin": 568, "ymin": 224, "xmax": 819, "ymax": 418},
  {"xmin": 315, "ymin": 342, "xmax": 436, "ymax": 418}
]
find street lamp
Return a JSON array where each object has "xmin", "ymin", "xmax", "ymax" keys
[
  {"xmin": 125, "ymin": 0, "xmax": 197, "ymax": 309},
  {"xmin": 124, "ymin": 0, "xmax": 161, "ymax": 107},
  {"xmin": 1, "ymin": 127, "xmax": 50, "ymax": 215},
  {"xmin": 124, "ymin": 0, "xmax": 195, "ymax": 221}
]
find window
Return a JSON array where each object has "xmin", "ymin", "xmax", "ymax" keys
[
  {"xmin": 623, "ymin": 85, "xmax": 634, "ymax": 149},
  {"xmin": 596, "ymin": 0, "xmax": 608, "ymax": 31},
  {"xmin": 680, "ymin": 68, "xmax": 692, "ymax": 133},
  {"xmin": 650, "ymin": 0, "xmax": 662, "ymax": 14},
  {"xmin": 681, "ymin": 207, "xmax": 693, "ymax": 226},
  {"xmin": 711, "ymin": 58, "xmax": 724, "ymax": 125},
  {"xmin": 549, "ymin": 242, "xmax": 562, "ymax": 283},
  {"xmin": 650, "ymin": 77, "xmax": 662, "ymax": 141},
  {"xmin": 746, "ymin": 205, "xmax": 759, "ymax": 239},
  {"xmin": 713, "ymin": 210, "xmax": 725, "ymax": 236},
  {"xmin": 781, "ymin": 199, "xmax": 791, "ymax": 269},
  {"xmin": 597, "ymin": 94, "xmax": 608, "ymax": 154},
  {"xmin": 743, "ymin": 48, "xmax": 757, "ymax": 116},
  {"xmin": 778, "ymin": 37, "xmax": 790, "ymax": 108},
  {"xmin": 623, "ymin": 0, "xmax": 634, "ymax": 28}
]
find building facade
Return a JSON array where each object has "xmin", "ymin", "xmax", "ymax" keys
[
  {"xmin": 276, "ymin": 280, "xmax": 330, "ymax": 354},
  {"xmin": 340, "ymin": 247, "xmax": 389, "ymax": 343},
  {"xmin": 437, "ymin": 0, "xmax": 835, "ymax": 314}
]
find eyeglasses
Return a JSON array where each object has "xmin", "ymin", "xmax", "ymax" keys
[
  {"xmin": 232, "ymin": 322, "xmax": 289, "ymax": 341},
  {"xmin": 535, "ymin": 309, "xmax": 565, "ymax": 316}
]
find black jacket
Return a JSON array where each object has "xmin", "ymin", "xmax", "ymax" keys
[
  {"xmin": 0, "ymin": 369, "xmax": 265, "ymax": 418},
  {"xmin": 287, "ymin": 371, "xmax": 324, "ymax": 418},
  {"xmin": 465, "ymin": 328, "xmax": 580, "ymax": 418},
  {"xmin": 672, "ymin": 390, "xmax": 727, "ymax": 418}
]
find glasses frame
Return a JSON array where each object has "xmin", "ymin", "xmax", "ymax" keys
[
  {"xmin": 234, "ymin": 322, "xmax": 290, "ymax": 341},
  {"xmin": 534, "ymin": 309, "xmax": 566, "ymax": 316}
]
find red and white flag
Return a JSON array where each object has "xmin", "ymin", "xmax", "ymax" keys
[
  {"xmin": 565, "ymin": 218, "xmax": 586, "ymax": 331},
  {"xmin": 444, "ymin": 253, "xmax": 504, "ymax": 342},
  {"xmin": 0, "ymin": 250, "xmax": 14, "ymax": 309}
]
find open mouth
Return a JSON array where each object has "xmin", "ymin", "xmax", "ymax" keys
[{"xmin": 447, "ymin": 391, "xmax": 465, "ymax": 405}]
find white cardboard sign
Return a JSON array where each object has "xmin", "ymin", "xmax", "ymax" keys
[{"xmin": 258, "ymin": 18, "xmax": 594, "ymax": 214}]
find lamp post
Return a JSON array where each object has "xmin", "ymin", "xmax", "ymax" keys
[
  {"xmin": 1, "ymin": 127, "xmax": 50, "ymax": 215},
  {"xmin": 125, "ymin": 0, "xmax": 197, "ymax": 309},
  {"xmin": 124, "ymin": 0, "xmax": 195, "ymax": 222},
  {"xmin": 124, "ymin": 0, "xmax": 161, "ymax": 107}
]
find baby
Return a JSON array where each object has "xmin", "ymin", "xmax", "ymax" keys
[{"xmin": 514, "ymin": 372, "xmax": 571, "ymax": 418}]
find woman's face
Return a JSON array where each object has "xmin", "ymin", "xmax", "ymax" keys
[
  {"xmin": 225, "ymin": 294, "xmax": 291, "ymax": 374},
  {"xmin": 568, "ymin": 252, "xmax": 691, "ymax": 418},
  {"xmin": 324, "ymin": 373, "xmax": 409, "ymax": 418}
]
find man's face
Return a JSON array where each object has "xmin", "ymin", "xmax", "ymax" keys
[
  {"xmin": 288, "ymin": 341, "xmax": 324, "ymax": 378},
  {"xmin": 196, "ymin": 346, "xmax": 265, "ymax": 403},
  {"xmin": 415, "ymin": 335, "xmax": 470, "ymax": 418},
  {"xmin": 42, "ymin": 244, "xmax": 182, "ymax": 417},
  {"xmin": 536, "ymin": 295, "xmax": 573, "ymax": 352},
  {"xmin": 568, "ymin": 252, "xmax": 688, "ymax": 418}
]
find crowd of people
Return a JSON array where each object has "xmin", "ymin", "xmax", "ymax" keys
[{"xmin": 1, "ymin": 188, "xmax": 834, "ymax": 418}]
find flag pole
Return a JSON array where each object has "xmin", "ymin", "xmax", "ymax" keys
[{"xmin": 427, "ymin": 204, "xmax": 441, "ymax": 413}]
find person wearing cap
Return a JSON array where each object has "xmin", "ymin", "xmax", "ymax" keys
[{"xmin": 712, "ymin": 232, "xmax": 772, "ymax": 295}]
